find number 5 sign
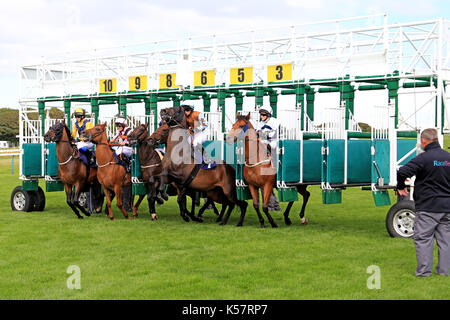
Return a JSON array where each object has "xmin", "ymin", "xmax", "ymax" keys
[
  {"xmin": 230, "ymin": 67, "xmax": 253, "ymax": 85},
  {"xmin": 267, "ymin": 64, "xmax": 292, "ymax": 82}
]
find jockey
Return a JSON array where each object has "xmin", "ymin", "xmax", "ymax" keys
[
  {"xmin": 72, "ymin": 107, "xmax": 95, "ymax": 165},
  {"xmin": 255, "ymin": 105, "xmax": 281, "ymax": 154},
  {"xmin": 111, "ymin": 116, "xmax": 132, "ymax": 160},
  {"xmin": 181, "ymin": 104, "xmax": 212, "ymax": 166},
  {"xmin": 255, "ymin": 105, "xmax": 282, "ymax": 211}
]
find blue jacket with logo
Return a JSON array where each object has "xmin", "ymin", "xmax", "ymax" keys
[{"xmin": 397, "ymin": 141, "xmax": 450, "ymax": 213}]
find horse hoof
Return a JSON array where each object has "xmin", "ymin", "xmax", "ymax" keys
[
  {"xmin": 285, "ymin": 218, "xmax": 292, "ymax": 226},
  {"xmin": 300, "ymin": 218, "xmax": 308, "ymax": 225},
  {"xmin": 216, "ymin": 218, "xmax": 222, "ymax": 223},
  {"xmin": 195, "ymin": 217, "xmax": 204, "ymax": 223},
  {"xmin": 271, "ymin": 224, "xmax": 279, "ymax": 228},
  {"xmin": 182, "ymin": 216, "xmax": 190, "ymax": 222},
  {"xmin": 133, "ymin": 214, "xmax": 139, "ymax": 219},
  {"xmin": 151, "ymin": 214, "xmax": 158, "ymax": 221},
  {"xmin": 236, "ymin": 223, "xmax": 243, "ymax": 227},
  {"xmin": 260, "ymin": 224, "xmax": 265, "ymax": 228},
  {"xmin": 77, "ymin": 216, "xmax": 84, "ymax": 220}
]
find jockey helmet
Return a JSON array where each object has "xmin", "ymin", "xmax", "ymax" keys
[
  {"xmin": 74, "ymin": 108, "xmax": 86, "ymax": 118},
  {"xmin": 115, "ymin": 116, "xmax": 128, "ymax": 127},
  {"xmin": 259, "ymin": 105, "xmax": 273, "ymax": 117},
  {"xmin": 181, "ymin": 104, "xmax": 194, "ymax": 112}
]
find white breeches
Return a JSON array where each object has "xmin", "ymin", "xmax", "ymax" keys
[{"xmin": 112, "ymin": 146, "xmax": 132, "ymax": 157}]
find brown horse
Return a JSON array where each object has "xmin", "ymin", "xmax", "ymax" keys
[
  {"xmin": 146, "ymin": 122, "xmax": 228, "ymax": 222},
  {"xmin": 154, "ymin": 106, "xmax": 247, "ymax": 225},
  {"xmin": 81, "ymin": 123, "xmax": 133, "ymax": 220},
  {"xmin": 43, "ymin": 120, "xmax": 97, "ymax": 219},
  {"xmin": 226, "ymin": 113, "xmax": 310, "ymax": 228}
]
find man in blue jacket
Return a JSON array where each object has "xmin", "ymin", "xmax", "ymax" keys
[{"xmin": 397, "ymin": 128, "xmax": 450, "ymax": 277}]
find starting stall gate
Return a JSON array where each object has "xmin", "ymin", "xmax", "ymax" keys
[{"xmin": 12, "ymin": 14, "xmax": 450, "ymax": 237}]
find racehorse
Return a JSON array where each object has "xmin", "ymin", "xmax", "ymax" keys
[
  {"xmin": 226, "ymin": 113, "xmax": 310, "ymax": 227},
  {"xmin": 81, "ymin": 122, "xmax": 133, "ymax": 220},
  {"xmin": 145, "ymin": 121, "xmax": 228, "ymax": 222},
  {"xmin": 43, "ymin": 120, "xmax": 99, "ymax": 219},
  {"xmin": 152, "ymin": 106, "xmax": 247, "ymax": 225}
]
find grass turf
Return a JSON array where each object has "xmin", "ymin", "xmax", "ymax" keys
[{"xmin": 0, "ymin": 137, "xmax": 449, "ymax": 300}]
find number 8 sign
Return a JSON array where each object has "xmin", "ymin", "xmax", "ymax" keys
[{"xmin": 159, "ymin": 73, "xmax": 178, "ymax": 89}]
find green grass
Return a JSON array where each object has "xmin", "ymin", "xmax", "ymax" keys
[{"xmin": 1, "ymin": 138, "xmax": 450, "ymax": 300}]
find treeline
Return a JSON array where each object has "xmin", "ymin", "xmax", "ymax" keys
[{"xmin": 0, "ymin": 108, "xmax": 65, "ymax": 145}]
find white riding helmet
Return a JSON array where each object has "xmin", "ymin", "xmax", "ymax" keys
[
  {"xmin": 115, "ymin": 116, "xmax": 128, "ymax": 127},
  {"xmin": 259, "ymin": 105, "xmax": 273, "ymax": 116}
]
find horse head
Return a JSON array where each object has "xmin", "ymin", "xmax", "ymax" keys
[
  {"xmin": 128, "ymin": 122, "xmax": 149, "ymax": 145},
  {"xmin": 81, "ymin": 122, "xmax": 107, "ymax": 144},
  {"xmin": 147, "ymin": 122, "xmax": 169, "ymax": 147},
  {"xmin": 160, "ymin": 106, "xmax": 185, "ymax": 127},
  {"xmin": 44, "ymin": 120, "xmax": 68, "ymax": 143},
  {"xmin": 226, "ymin": 113, "xmax": 252, "ymax": 145}
]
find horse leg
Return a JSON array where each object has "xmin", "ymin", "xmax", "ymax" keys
[
  {"xmin": 197, "ymin": 198, "xmax": 210, "ymax": 219},
  {"xmin": 262, "ymin": 186, "xmax": 278, "ymax": 228},
  {"xmin": 283, "ymin": 202, "xmax": 294, "ymax": 226},
  {"xmin": 133, "ymin": 194, "xmax": 145, "ymax": 218},
  {"xmin": 216, "ymin": 204, "xmax": 227, "ymax": 222},
  {"xmin": 103, "ymin": 187, "xmax": 115, "ymax": 220},
  {"xmin": 185, "ymin": 192, "xmax": 203, "ymax": 223},
  {"xmin": 297, "ymin": 186, "xmax": 310, "ymax": 225},
  {"xmin": 65, "ymin": 184, "xmax": 82, "ymax": 219},
  {"xmin": 105, "ymin": 191, "xmax": 115, "ymax": 216},
  {"xmin": 147, "ymin": 183, "xmax": 158, "ymax": 221},
  {"xmin": 73, "ymin": 183, "xmax": 91, "ymax": 217},
  {"xmin": 114, "ymin": 185, "xmax": 130, "ymax": 220},
  {"xmin": 177, "ymin": 189, "xmax": 190, "ymax": 222},
  {"xmin": 219, "ymin": 202, "xmax": 235, "ymax": 226},
  {"xmin": 248, "ymin": 185, "xmax": 265, "ymax": 228},
  {"xmin": 235, "ymin": 200, "xmax": 248, "ymax": 227}
]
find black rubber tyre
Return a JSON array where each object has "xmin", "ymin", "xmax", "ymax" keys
[
  {"xmin": 386, "ymin": 200, "xmax": 416, "ymax": 238},
  {"xmin": 10, "ymin": 186, "xmax": 34, "ymax": 212},
  {"xmin": 33, "ymin": 186, "xmax": 46, "ymax": 211}
]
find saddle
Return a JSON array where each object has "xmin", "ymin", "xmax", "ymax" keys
[{"xmin": 112, "ymin": 151, "xmax": 131, "ymax": 173}]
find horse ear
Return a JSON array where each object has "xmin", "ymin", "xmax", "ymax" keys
[
  {"xmin": 144, "ymin": 122, "xmax": 149, "ymax": 129},
  {"xmin": 245, "ymin": 113, "xmax": 251, "ymax": 120},
  {"xmin": 101, "ymin": 122, "xmax": 107, "ymax": 129},
  {"xmin": 61, "ymin": 119, "xmax": 65, "ymax": 125}
]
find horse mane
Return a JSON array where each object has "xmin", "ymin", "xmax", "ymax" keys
[{"xmin": 63, "ymin": 123, "xmax": 73, "ymax": 142}]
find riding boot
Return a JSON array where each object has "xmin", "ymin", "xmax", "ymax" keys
[
  {"xmin": 261, "ymin": 188, "xmax": 282, "ymax": 211},
  {"xmin": 122, "ymin": 185, "xmax": 133, "ymax": 212}
]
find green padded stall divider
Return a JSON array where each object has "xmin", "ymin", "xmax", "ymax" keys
[
  {"xmin": 45, "ymin": 143, "xmax": 59, "ymax": 177},
  {"xmin": 397, "ymin": 139, "xmax": 417, "ymax": 165},
  {"xmin": 22, "ymin": 180, "xmax": 38, "ymax": 191},
  {"xmin": 325, "ymin": 139, "xmax": 345, "ymax": 184},
  {"xmin": 204, "ymin": 140, "xmax": 223, "ymax": 161},
  {"xmin": 371, "ymin": 139, "xmax": 390, "ymax": 185},
  {"xmin": 322, "ymin": 189, "xmax": 342, "ymax": 204},
  {"xmin": 22, "ymin": 143, "xmax": 42, "ymax": 176},
  {"xmin": 347, "ymin": 140, "xmax": 372, "ymax": 183},
  {"xmin": 302, "ymin": 140, "xmax": 322, "ymax": 182},
  {"xmin": 235, "ymin": 139, "xmax": 252, "ymax": 201},
  {"xmin": 131, "ymin": 144, "xmax": 148, "ymax": 196},
  {"xmin": 372, "ymin": 190, "xmax": 391, "ymax": 206},
  {"xmin": 46, "ymin": 181, "xmax": 64, "ymax": 192}
]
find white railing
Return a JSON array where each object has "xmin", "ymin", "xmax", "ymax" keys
[{"xmin": 322, "ymin": 107, "xmax": 346, "ymax": 140}]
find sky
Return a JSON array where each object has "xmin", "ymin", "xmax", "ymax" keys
[{"xmin": 0, "ymin": 0, "xmax": 448, "ymax": 127}]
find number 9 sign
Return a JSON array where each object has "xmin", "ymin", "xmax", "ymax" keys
[{"xmin": 129, "ymin": 76, "xmax": 147, "ymax": 91}]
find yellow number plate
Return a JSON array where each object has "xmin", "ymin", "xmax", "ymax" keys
[
  {"xmin": 267, "ymin": 64, "xmax": 292, "ymax": 82},
  {"xmin": 230, "ymin": 67, "xmax": 253, "ymax": 85},
  {"xmin": 129, "ymin": 76, "xmax": 147, "ymax": 91},
  {"xmin": 194, "ymin": 70, "xmax": 215, "ymax": 87},
  {"xmin": 99, "ymin": 79, "xmax": 117, "ymax": 93},
  {"xmin": 159, "ymin": 73, "xmax": 178, "ymax": 89}
]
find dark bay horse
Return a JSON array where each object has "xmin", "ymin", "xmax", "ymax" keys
[
  {"xmin": 81, "ymin": 123, "xmax": 133, "ymax": 220},
  {"xmin": 226, "ymin": 113, "xmax": 310, "ymax": 228},
  {"xmin": 145, "ymin": 122, "xmax": 227, "ymax": 222},
  {"xmin": 154, "ymin": 107, "xmax": 247, "ymax": 225},
  {"xmin": 127, "ymin": 122, "xmax": 165, "ymax": 220},
  {"xmin": 43, "ymin": 120, "xmax": 97, "ymax": 219}
]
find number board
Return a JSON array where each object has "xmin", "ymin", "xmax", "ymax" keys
[
  {"xmin": 230, "ymin": 67, "xmax": 253, "ymax": 85},
  {"xmin": 194, "ymin": 70, "xmax": 215, "ymax": 87},
  {"xmin": 267, "ymin": 64, "xmax": 292, "ymax": 82},
  {"xmin": 99, "ymin": 78, "xmax": 117, "ymax": 93},
  {"xmin": 129, "ymin": 76, "xmax": 147, "ymax": 91},
  {"xmin": 159, "ymin": 73, "xmax": 178, "ymax": 89}
]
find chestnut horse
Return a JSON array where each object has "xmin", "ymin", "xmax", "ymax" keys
[
  {"xmin": 145, "ymin": 122, "xmax": 228, "ymax": 222},
  {"xmin": 153, "ymin": 107, "xmax": 247, "ymax": 226},
  {"xmin": 226, "ymin": 113, "xmax": 310, "ymax": 228},
  {"xmin": 43, "ymin": 121, "xmax": 97, "ymax": 219},
  {"xmin": 81, "ymin": 123, "xmax": 133, "ymax": 220}
]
